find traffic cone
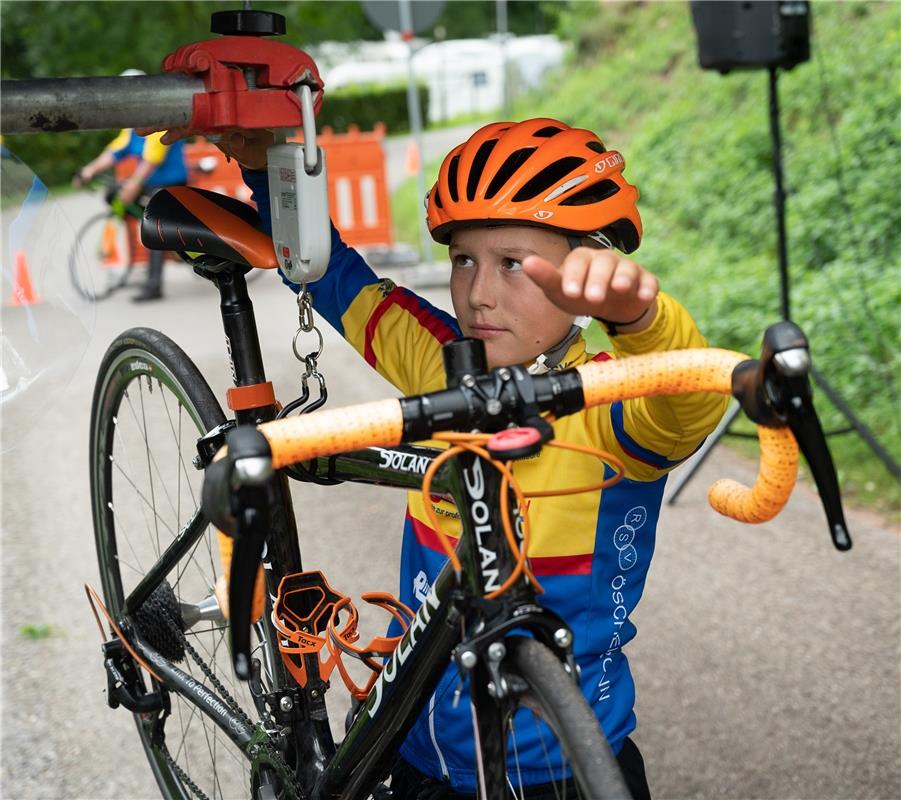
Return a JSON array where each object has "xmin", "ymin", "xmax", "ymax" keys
[
  {"xmin": 404, "ymin": 141, "xmax": 420, "ymax": 176},
  {"xmin": 9, "ymin": 250, "xmax": 42, "ymax": 307},
  {"xmin": 101, "ymin": 220, "xmax": 122, "ymax": 267}
]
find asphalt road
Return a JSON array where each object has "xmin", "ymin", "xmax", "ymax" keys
[{"xmin": 1, "ymin": 160, "xmax": 899, "ymax": 800}]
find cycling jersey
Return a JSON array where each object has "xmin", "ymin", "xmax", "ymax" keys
[
  {"xmin": 245, "ymin": 169, "xmax": 728, "ymax": 792},
  {"xmin": 104, "ymin": 129, "xmax": 187, "ymax": 188}
]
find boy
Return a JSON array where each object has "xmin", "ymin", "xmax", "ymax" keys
[{"xmin": 217, "ymin": 118, "xmax": 727, "ymax": 798}]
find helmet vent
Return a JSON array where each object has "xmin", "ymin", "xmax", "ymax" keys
[
  {"xmin": 532, "ymin": 125, "xmax": 563, "ymax": 137},
  {"xmin": 433, "ymin": 190, "xmax": 443, "ymax": 209},
  {"xmin": 447, "ymin": 155, "xmax": 461, "ymax": 202},
  {"xmin": 467, "ymin": 139, "xmax": 499, "ymax": 201},
  {"xmin": 559, "ymin": 179, "xmax": 620, "ymax": 206},
  {"xmin": 484, "ymin": 147, "xmax": 537, "ymax": 199},
  {"xmin": 511, "ymin": 157, "xmax": 586, "ymax": 202},
  {"xmin": 586, "ymin": 140, "xmax": 608, "ymax": 154}
]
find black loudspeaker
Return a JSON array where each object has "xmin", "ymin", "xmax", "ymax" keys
[{"xmin": 690, "ymin": 1, "xmax": 811, "ymax": 73}]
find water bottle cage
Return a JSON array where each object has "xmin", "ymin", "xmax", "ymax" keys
[{"xmin": 271, "ymin": 570, "xmax": 414, "ymax": 700}]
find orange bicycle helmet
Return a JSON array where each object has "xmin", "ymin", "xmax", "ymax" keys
[{"xmin": 426, "ymin": 118, "xmax": 642, "ymax": 253}]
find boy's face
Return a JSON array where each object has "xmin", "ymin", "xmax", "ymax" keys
[{"xmin": 448, "ymin": 226, "xmax": 575, "ymax": 369}]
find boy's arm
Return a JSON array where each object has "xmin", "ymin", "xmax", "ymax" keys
[
  {"xmin": 243, "ymin": 168, "xmax": 460, "ymax": 395},
  {"xmin": 600, "ymin": 291, "xmax": 729, "ymax": 480}
]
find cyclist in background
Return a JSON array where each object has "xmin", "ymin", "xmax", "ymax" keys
[
  {"xmin": 198, "ymin": 118, "xmax": 729, "ymax": 798},
  {"xmin": 73, "ymin": 69, "xmax": 188, "ymax": 302}
]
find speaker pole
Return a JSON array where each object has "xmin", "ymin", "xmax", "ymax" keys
[{"xmin": 768, "ymin": 66, "xmax": 791, "ymax": 321}]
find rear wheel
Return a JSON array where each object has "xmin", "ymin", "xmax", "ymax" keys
[
  {"xmin": 481, "ymin": 636, "xmax": 632, "ymax": 799},
  {"xmin": 90, "ymin": 327, "xmax": 278, "ymax": 799},
  {"xmin": 70, "ymin": 211, "xmax": 136, "ymax": 300}
]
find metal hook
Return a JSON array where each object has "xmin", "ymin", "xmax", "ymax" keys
[{"xmin": 297, "ymin": 84, "xmax": 320, "ymax": 175}]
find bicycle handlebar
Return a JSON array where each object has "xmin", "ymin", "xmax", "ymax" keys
[{"xmin": 251, "ymin": 347, "xmax": 798, "ymax": 526}]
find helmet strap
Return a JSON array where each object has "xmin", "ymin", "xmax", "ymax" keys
[{"xmin": 527, "ymin": 316, "xmax": 590, "ymax": 375}]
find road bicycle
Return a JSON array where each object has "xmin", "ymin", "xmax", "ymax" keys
[
  {"xmin": 87, "ymin": 184, "xmax": 851, "ymax": 800},
  {"xmin": 68, "ymin": 173, "xmax": 148, "ymax": 301}
]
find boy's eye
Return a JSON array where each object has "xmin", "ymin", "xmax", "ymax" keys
[
  {"xmin": 502, "ymin": 258, "xmax": 523, "ymax": 273},
  {"xmin": 452, "ymin": 254, "xmax": 475, "ymax": 269}
]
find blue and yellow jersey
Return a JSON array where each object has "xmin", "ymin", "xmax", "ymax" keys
[
  {"xmin": 104, "ymin": 128, "xmax": 187, "ymax": 187},
  {"xmin": 246, "ymin": 169, "xmax": 728, "ymax": 791}
]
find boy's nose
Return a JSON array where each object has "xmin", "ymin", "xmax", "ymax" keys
[{"xmin": 468, "ymin": 266, "xmax": 497, "ymax": 309}]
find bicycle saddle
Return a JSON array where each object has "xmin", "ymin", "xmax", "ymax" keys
[{"xmin": 142, "ymin": 186, "xmax": 277, "ymax": 269}]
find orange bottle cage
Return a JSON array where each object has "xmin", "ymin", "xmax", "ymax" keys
[{"xmin": 271, "ymin": 570, "xmax": 414, "ymax": 699}]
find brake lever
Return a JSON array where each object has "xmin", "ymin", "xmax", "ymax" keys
[
  {"xmin": 216, "ymin": 426, "xmax": 276, "ymax": 680},
  {"xmin": 732, "ymin": 322, "xmax": 852, "ymax": 551}
]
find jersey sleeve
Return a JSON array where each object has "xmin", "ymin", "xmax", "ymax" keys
[
  {"xmin": 103, "ymin": 129, "xmax": 133, "ymax": 161},
  {"xmin": 242, "ymin": 167, "xmax": 461, "ymax": 395},
  {"xmin": 139, "ymin": 132, "xmax": 169, "ymax": 166},
  {"xmin": 591, "ymin": 292, "xmax": 730, "ymax": 482}
]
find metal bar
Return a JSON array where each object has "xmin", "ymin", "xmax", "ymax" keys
[
  {"xmin": 123, "ymin": 509, "xmax": 208, "ymax": 617},
  {"xmin": 1, "ymin": 75, "xmax": 204, "ymax": 133},
  {"xmin": 132, "ymin": 635, "xmax": 255, "ymax": 750},
  {"xmin": 811, "ymin": 366, "xmax": 901, "ymax": 479}
]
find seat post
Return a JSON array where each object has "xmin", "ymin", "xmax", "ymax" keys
[{"xmin": 211, "ymin": 266, "xmax": 272, "ymax": 424}]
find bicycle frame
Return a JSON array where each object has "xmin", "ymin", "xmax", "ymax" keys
[{"xmin": 115, "ymin": 265, "xmax": 576, "ymax": 799}]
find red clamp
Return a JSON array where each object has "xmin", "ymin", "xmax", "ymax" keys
[{"xmin": 162, "ymin": 36, "xmax": 324, "ymax": 131}]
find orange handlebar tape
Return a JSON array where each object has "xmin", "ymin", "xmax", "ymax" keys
[
  {"xmin": 576, "ymin": 348, "xmax": 747, "ymax": 406},
  {"xmin": 576, "ymin": 348, "xmax": 799, "ymax": 524},
  {"xmin": 707, "ymin": 425, "xmax": 798, "ymax": 523},
  {"xmin": 257, "ymin": 398, "xmax": 404, "ymax": 469}
]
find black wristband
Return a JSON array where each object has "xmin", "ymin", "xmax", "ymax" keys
[{"xmin": 593, "ymin": 306, "xmax": 651, "ymax": 336}]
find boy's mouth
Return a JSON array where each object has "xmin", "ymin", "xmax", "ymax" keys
[{"xmin": 469, "ymin": 323, "xmax": 507, "ymax": 339}]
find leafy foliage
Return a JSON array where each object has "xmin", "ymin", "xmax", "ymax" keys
[{"xmin": 320, "ymin": 83, "xmax": 428, "ymax": 134}]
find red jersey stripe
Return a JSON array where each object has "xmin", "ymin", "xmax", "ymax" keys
[
  {"xmin": 529, "ymin": 553, "xmax": 593, "ymax": 576},
  {"xmin": 364, "ymin": 287, "xmax": 458, "ymax": 369}
]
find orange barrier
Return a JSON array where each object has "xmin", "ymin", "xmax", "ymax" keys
[
  {"xmin": 310, "ymin": 123, "xmax": 394, "ymax": 249},
  {"xmin": 9, "ymin": 250, "xmax": 42, "ymax": 306},
  {"xmin": 184, "ymin": 140, "xmax": 253, "ymax": 203}
]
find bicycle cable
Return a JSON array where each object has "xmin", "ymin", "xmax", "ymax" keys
[{"xmin": 421, "ymin": 433, "xmax": 624, "ymax": 599}]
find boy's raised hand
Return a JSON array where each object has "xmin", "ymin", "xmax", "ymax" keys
[
  {"xmin": 522, "ymin": 247, "xmax": 659, "ymax": 333},
  {"xmin": 136, "ymin": 127, "xmax": 275, "ymax": 170}
]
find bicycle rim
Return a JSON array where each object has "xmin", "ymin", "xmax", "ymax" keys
[
  {"xmin": 90, "ymin": 328, "xmax": 272, "ymax": 800},
  {"xmin": 71, "ymin": 212, "xmax": 134, "ymax": 301},
  {"xmin": 481, "ymin": 637, "xmax": 631, "ymax": 800}
]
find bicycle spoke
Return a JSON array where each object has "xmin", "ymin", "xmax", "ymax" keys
[{"xmin": 136, "ymin": 376, "xmax": 162, "ymax": 556}]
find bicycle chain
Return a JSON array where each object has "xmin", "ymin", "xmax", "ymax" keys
[{"xmin": 147, "ymin": 599, "xmax": 302, "ymax": 800}]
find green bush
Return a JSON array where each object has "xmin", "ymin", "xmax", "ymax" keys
[
  {"xmin": 4, "ymin": 130, "xmax": 116, "ymax": 188},
  {"xmin": 319, "ymin": 83, "xmax": 428, "ymax": 135}
]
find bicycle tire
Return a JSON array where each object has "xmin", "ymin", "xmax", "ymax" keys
[
  {"xmin": 70, "ymin": 211, "xmax": 136, "ymax": 301},
  {"xmin": 482, "ymin": 636, "xmax": 633, "ymax": 799},
  {"xmin": 90, "ymin": 327, "xmax": 268, "ymax": 800}
]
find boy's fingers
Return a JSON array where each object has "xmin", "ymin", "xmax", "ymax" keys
[
  {"xmin": 610, "ymin": 259, "xmax": 640, "ymax": 293},
  {"xmin": 638, "ymin": 271, "xmax": 659, "ymax": 302},
  {"xmin": 522, "ymin": 254, "xmax": 565, "ymax": 296},
  {"xmin": 559, "ymin": 250, "xmax": 592, "ymax": 298},
  {"xmin": 584, "ymin": 251, "xmax": 617, "ymax": 302}
]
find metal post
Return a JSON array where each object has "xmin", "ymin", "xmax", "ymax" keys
[
  {"xmin": 768, "ymin": 67, "xmax": 791, "ymax": 321},
  {"xmin": 399, "ymin": 0, "xmax": 434, "ymax": 265},
  {"xmin": 0, "ymin": 75, "xmax": 203, "ymax": 134},
  {"xmin": 496, "ymin": 0, "xmax": 512, "ymax": 118}
]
